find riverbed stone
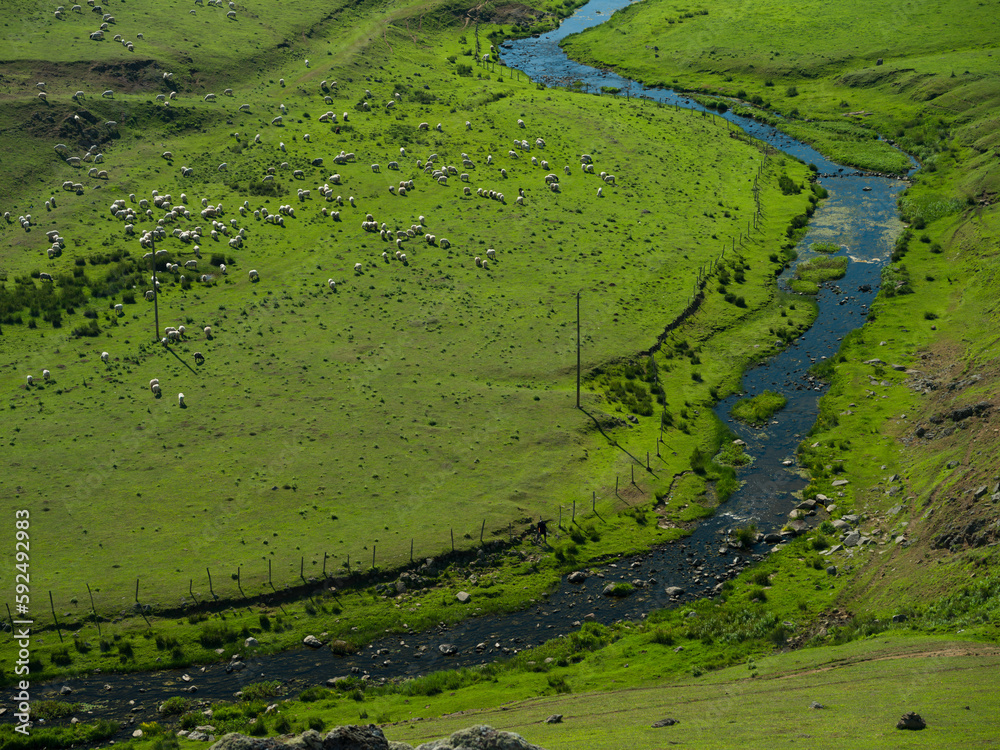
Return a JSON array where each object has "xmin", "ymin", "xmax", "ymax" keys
[
  {"xmin": 567, "ymin": 571, "xmax": 587, "ymax": 584},
  {"xmin": 245, "ymin": 637, "xmax": 259, "ymax": 648},
  {"xmin": 303, "ymin": 635, "xmax": 323, "ymax": 648},
  {"xmin": 60, "ymin": 686, "xmax": 73, "ymax": 695},
  {"xmin": 832, "ymin": 479, "xmax": 849, "ymax": 487},
  {"xmin": 787, "ymin": 519, "xmax": 809, "ymax": 535},
  {"xmin": 665, "ymin": 586, "xmax": 684, "ymax": 598},
  {"xmin": 456, "ymin": 591, "xmax": 471, "ymax": 603},
  {"xmin": 438, "ymin": 643, "xmax": 458, "ymax": 655}
]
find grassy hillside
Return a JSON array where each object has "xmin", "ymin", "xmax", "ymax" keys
[{"xmin": 0, "ymin": 0, "xmax": 824, "ymax": 688}]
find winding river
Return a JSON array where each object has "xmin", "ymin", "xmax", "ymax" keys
[{"xmin": 17, "ymin": 0, "xmax": 908, "ymax": 733}]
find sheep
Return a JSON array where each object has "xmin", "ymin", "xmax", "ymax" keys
[
  {"xmin": 463, "ymin": 186, "xmax": 471, "ymax": 195},
  {"xmin": 475, "ymin": 256, "xmax": 482, "ymax": 267},
  {"xmin": 101, "ymin": 89, "xmax": 113, "ymax": 98},
  {"xmin": 114, "ymin": 303, "xmax": 124, "ymax": 315},
  {"xmin": 604, "ymin": 174, "xmax": 616, "ymax": 185},
  {"xmin": 516, "ymin": 195, "xmax": 524, "ymax": 205},
  {"xmin": 39, "ymin": 272, "xmax": 53, "ymax": 281},
  {"xmin": 482, "ymin": 259, "xmax": 489, "ymax": 269},
  {"xmin": 349, "ymin": 196, "xmax": 356, "ymax": 207},
  {"xmin": 597, "ymin": 186, "xmax": 603, "ymax": 197},
  {"xmin": 42, "ymin": 369, "xmax": 51, "ymax": 381},
  {"xmin": 194, "ymin": 351, "xmax": 205, "ymax": 363},
  {"xmin": 418, "ymin": 122, "xmax": 429, "ymax": 130},
  {"xmin": 248, "ymin": 269, "xmax": 259, "ymax": 281},
  {"xmin": 563, "ymin": 165, "xmax": 571, "ymax": 175},
  {"xmin": 26, "ymin": 375, "xmax": 34, "ymax": 386},
  {"xmin": 149, "ymin": 378, "xmax": 159, "ymax": 391},
  {"xmin": 466, "ymin": 121, "xmax": 472, "ymax": 130},
  {"xmin": 38, "ymin": 91, "xmax": 48, "ymax": 101},
  {"xmin": 354, "ymin": 262, "xmax": 363, "ymax": 272},
  {"xmin": 145, "ymin": 290, "xmax": 155, "ymax": 301},
  {"xmin": 218, "ymin": 163, "xmax": 228, "ymax": 172},
  {"xmin": 101, "ymin": 351, "xmax": 110, "ymax": 362},
  {"xmin": 271, "ymin": 116, "xmax": 283, "ymax": 126},
  {"xmin": 178, "ymin": 392, "xmax": 186, "ymax": 407},
  {"xmin": 162, "ymin": 151, "xmax": 173, "ymax": 160},
  {"xmin": 486, "ymin": 248, "xmax": 496, "ymax": 260},
  {"xmin": 371, "ymin": 163, "xmax": 380, "ymax": 173},
  {"xmin": 439, "ymin": 238, "xmax": 451, "ymax": 249}
]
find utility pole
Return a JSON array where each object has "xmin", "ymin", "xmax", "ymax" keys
[
  {"xmin": 576, "ymin": 291, "xmax": 581, "ymax": 408},
  {"xmin": 149, "ymin": 233, "xmax": 160, "ymax": 342}
]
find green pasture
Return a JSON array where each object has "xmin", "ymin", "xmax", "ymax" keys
[
  {"xmin": 730, "ymin": 389, "xmax": 787, "ymax": 425},
  {"xmin": 0, "ymin": 0, "xmax": 816, "ymax": 638},
  {"xmin": 560, "ymin": 0, "xmax": 1000, "ymax": 172}
]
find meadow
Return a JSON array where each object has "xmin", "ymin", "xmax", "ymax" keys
[{"xmin": 0, "ymin": 0, "xmax": 817, "ymax": 666}]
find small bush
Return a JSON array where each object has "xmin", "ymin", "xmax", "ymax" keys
[{"xmin": 308, "ymin": 717, "xmax": 325, "ymax": 732}]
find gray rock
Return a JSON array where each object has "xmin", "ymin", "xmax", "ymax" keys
[
  {"xmin": 189, "ymin": 732, "xmax": 210, "ymax": 742},
  {"xmin": 456, "ymin": 591, "xmax": 471, "ymax": 603},
  {"xmin": 826, "ymin": 566, "xmax": 837, "ymax": 576},
  {"xmin": 843, "ymin": 532, "xmax": 862, "ymax": 547},
  {"xmin": 324, "ymin": 725, "xmax": 390, "ymax": 749},
  {"xmin": 283, "ymin": 730, "xmax": 325, "ymax": 750},
  {"xmin": 896, "ymin": 712, "xmax": 926, "ymax": 730},
  {"xmin": 60, "ymin": 686, "xmax": 73, "ymax": 695},
  {"xmin": 832, "ymin": 479, "xmax": 849, "ymax": 487},
  {"xmin": 831, "ymin": 519, "xmax": 849, "ymax": 530},
  {"xmin": 810, "ymin": 701, "xmax": 824, "ymax": 710},
  {"xmin": 567, "ymin": 571, "xmax": 587, "ymax": 584},
  {"xmin": 665, "ymin": 586, "xmax": 684, "ymax": 598},
  {"xmin": 438, "ymin": 643, "xmax": 458, "ymax": 655},
  {"xmin": 395, "ymin": 580, "xmax": 408, "ymax": 594},
  {"xmin": 303, "ymin": 635, "xmax": 323, "ymax": 648},
  {"xmin": 787, "ymin": 519, "xmax": 809, "ymax": 535},
  {"xmin": 763, "ymin": 533, "xmax": 784, "ymax": 544},
  {"xmin": 651, "ymin": 718, "xmax": 679, "ymax": 727},
  {"xmin": 797, "ymin": 499, "xmax": 817, "ymax": 511},
  {"xmin": 244, "ymin": 637, "xmax": 259, "ymax": 648},
  {"xmin": 543, "ymin": 714, "xmax": 562, "ymax": 724},
  {"xmin": 892, "ymin": 613, "xmax": 907, "ymax": 623},
  {"xmin": 415, "ymin": 725, "xmax": 546, "ymax": 750}
]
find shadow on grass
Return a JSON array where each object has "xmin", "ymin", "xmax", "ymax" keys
[{"xmin": 580, "ymin": 407, "xmax": 655, "ymax": 478}]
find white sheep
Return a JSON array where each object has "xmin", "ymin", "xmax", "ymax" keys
[
  {"xmin": 486, "ymin": 248, "xmax": 496, "ymax": 260},
  {"xmin": 42, "ymin": 369, "xmax": 51, "ymax": 380},
  {"xmin": 204, "ymin": 326, "xmax": 213, "ymax": 338},
  {"xmin": 101, "ymin": 351, "xmax": 110, "ymax": 362},
  {"xmin": 114, "ymin": 303, "xmax": 124, "ymax": 314},
  {"xmin": 328, "ymin": 278, "xmax": 336, "ymax": 289},
  {"xmin": 354, "ymin": 262, "xmax": 363, "ymax": 272},
  {"xmin": 178, "ymin": 392, "xmax": 185, "ymax": 407},
  {"xmin": 248, "ymin": 269, "xmax": 259, "ymax": 281}
]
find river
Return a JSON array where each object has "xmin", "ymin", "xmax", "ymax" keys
[{"xmin": 17, "ymin": 0, "xmax": 908, "ymax": 735}]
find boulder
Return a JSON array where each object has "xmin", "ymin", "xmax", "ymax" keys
[
  {"xmin": 810, "ymin": 701, "xmax": 824, "ymax": 710},
  {"xmin": 567, "ymin": 571, "xmax": 587, "ymax": 584},
  {"xmin": 543, "ymin": 715, "xmax": 562, "ymax": 724},
  {"xmin": 413, "ymin": 725, "xmax": 546, "ymax": 750},
  {"xmin": 843, "ymin": 531, "xmax": 862, "ymax": 547},
  {"xmin": 438, "ymin": 643, "xmax": 458, "ymax": 656},
  {"xmin": 303, "ymin": 635, "xmax": 323, "ymax": 648},
  {"xmin": 787, "ymin": 519, "xmax": 809, "ymax": 535},
  {"xmin": 324, "ymin": 725, "xmax": 390, "ymax": 749},
  {"xmin": 60, "ymin": 686, "xmax": 73, "ymax": 695},
  {"xmin": 651, "ymin": 718, "xmax": 679, "ymax": 727},
  {"xmin": 245, "ymin": 637, "xmax": 259, "ymax": 648},
  {"xmin": 665, "ymin": 586, "xmax": 684, "ymax": 598},
  {"xmin": 763, "ymin": 533, "xmax": 783, "ymax": 544},
  {"xmin": 456, "ymin": 591, "xmax": 471, "ymax": 604},
  {"xmin": 831, "ymin": 479, "xmax": 849, "ymax": 487},
  {"xmin": 896, "ymin": 712, "xmax": 926, "ymax": 730}
]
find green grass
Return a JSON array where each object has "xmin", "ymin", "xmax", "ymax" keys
[
  {"xmin": 809, "ymin": 242, "xmax": 841, "ymax": 254},
  {"xmin": 730, "ymin": 390, "xmax": 787, "ymax": 425},
  {"xmin": 794, "ymin": 255, "xmax": 849, "ymax": 284},
  {"xmin": 0, "ymin": 0, "xmax": 820, "ymax": 652}
]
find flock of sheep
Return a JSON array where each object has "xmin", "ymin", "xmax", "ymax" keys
[{"xmin": 13, "ymin": 0, "xmax": 623, "ymax": 405}]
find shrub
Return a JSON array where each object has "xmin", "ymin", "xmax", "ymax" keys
[
  {"xmin": 308, "ymin": 717, "xmax": 325, "ymax": 732},
  {"xmin": 160, "ymin": 697, "xmax": 191, "ymax": 716},
  {"xmin": 240, "ymin": 681, "xmax": 283, "ymax": 702},
  {"xmin": 198, "ymin": 622, "xmax": 235, "ymax": 648}
]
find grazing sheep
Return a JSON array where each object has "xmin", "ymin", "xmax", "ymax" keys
[
  {"xmin": 204, "ymin": 326, "xmax": 213, "ymax": 338},
  {"xmin": 482, "ymin": 259, "xmax": 489, "ymax": 269},
  {"xmin": 354, "ymin": 262, "xmax": 363, "ymax": 272},
  {"xmin": 516, "ymin": 195, "xmax": 524, "ymax": 205},
  {"xmin": 101, "ymin": 351, "xmax": 110, "ymax": 362},
  {"xmin": 178, "ymin": 392, "xmax": 185, "ymax": 407},
  {"xmin": 486, "ymin": 248, "xmax": 496, "ymax": 260},
  {"xmin": 194, "ymin": 351, "xmax": 204, "ymax": 363},
  {"xmin": 248, "ymin": 269, "xmax": 259, "ymax": 281},
  {"xmin": 39, "ymin": 272, "xmax": 53, "ymax": 281},
  {"xmin": 597, "ymin": 186, "xmax": 603, "ymax": 197},
  {"xmin": 418, "ymin": 122, "xmax": 429, "ymax": 130},
  {"xmin": 114, "ymin": 303, "xmax": 124, "ymax": 314},
  {"xmin": 42, "ymin": 369, "xmax": 51, "ymax": 381},
  {"xmin": 149, "ymin": 378, "xmax": 159, "ymax": 391}
]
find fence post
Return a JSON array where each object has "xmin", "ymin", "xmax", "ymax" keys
[
  {"xmin": 88, "ymin": 583, "xmax": 101, "ymax": 636},
  {"xmin": 50, "ymin": 591, "xmax": 63, "ymax": 642}
]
